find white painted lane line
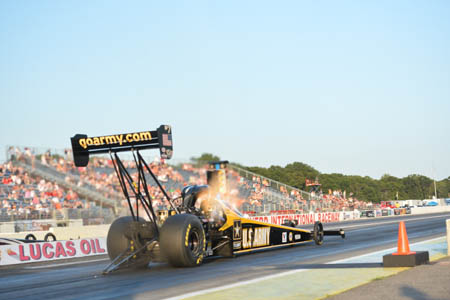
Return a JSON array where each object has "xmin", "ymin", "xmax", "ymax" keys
[
  {"xmin": 162, "ymin": 236, "xmax": 446, "ymax": 300},
  {"xmin": 24, "ymin": 258, "xmax": 110, "ymax": 270}
]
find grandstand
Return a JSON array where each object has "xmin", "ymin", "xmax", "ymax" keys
[{"xmin": 1, "ymin": 146, "xmax": 369, "ymax": 230}]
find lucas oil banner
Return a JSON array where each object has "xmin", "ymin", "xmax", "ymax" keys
[{"xmin": 0, "ymin": 237, "xmax": 106, "ymax": 266}]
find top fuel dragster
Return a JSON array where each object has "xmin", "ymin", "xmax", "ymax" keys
[{"xmin": 70, "ymin": 125, "xmax": 344, "ymax": 274}]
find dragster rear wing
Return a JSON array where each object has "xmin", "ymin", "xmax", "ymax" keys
[{"xmin": 70, "ymin": 125, "xmax": 173, "ymax": 167}]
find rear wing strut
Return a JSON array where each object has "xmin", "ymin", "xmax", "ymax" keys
[
  {"xmin": 69, "ymin": 125, "xmax": 178, "ymax": 225},
  {"xmin": 70, "ymin": 125, "xmax": 173, "ymax": 167}
]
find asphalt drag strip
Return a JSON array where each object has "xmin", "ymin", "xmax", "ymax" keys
[{"xmin": 0, "ymin": 212, "xmax": 448, "ymax": 300}]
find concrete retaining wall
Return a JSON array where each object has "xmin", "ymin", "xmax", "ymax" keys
[
  {"xmin": 1, "ymin": 224, "xmax": 111, "ymax": 241},
  {"xmin": 411, "ymin": 206, "xmax": 450, "ymax": 214}
]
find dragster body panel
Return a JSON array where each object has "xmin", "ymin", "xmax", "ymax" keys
[{"xmin": 219, "ymin": 208, "xmax": 313, "ymax": 253}]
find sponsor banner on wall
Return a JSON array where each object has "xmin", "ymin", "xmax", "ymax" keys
[
  {"xmin": 366, "ymin": 210, "xmax": 375, "ymax": 217},
  {"xmin": 249, "ymin": 211, "xmax": 354, "ymax": 226},
  {"xmin": 0, "ymin": 237, "xmax": 106, "ymax": 266}
]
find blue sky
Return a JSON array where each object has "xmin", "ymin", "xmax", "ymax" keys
[{"xmin": 1, "ymin": 1, "xmax": 449, "ymax": 180}]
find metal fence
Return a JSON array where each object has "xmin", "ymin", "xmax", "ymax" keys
[
  {"xmin": 0, "ymin": 207, "xmax": 119, "ymax": 223},
  {"xmin": 228, "ymin": 164, "xmax": 335, "ymax": 214},
  {"xmin": 229, "ymin": 164, "xmax": 319, "ymax": 201}
]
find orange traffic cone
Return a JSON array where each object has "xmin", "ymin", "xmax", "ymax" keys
[{"xmin": 392, "ymin": 221, "xmax": 415, "ymax": 255}]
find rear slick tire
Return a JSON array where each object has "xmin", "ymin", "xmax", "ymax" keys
[
  {"xmin": 106, "ymin": 216, "xmax": 151, "ymax": 267},
  {"xmin": 160, "ymin": 214, "xmax": 205, "ymax": 267}
]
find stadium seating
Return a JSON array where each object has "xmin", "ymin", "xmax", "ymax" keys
[{"xmin": 1, "ymin": 146, "xmax": 371, "ymax": 223}]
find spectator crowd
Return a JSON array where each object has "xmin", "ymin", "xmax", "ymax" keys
[
  {"xmin": 0, "ymin": 160, "xmax": 84, "ymax": 221},
  {"xmin": 1, "ymin": 146, "xmax": 372, "ymax": 221}
]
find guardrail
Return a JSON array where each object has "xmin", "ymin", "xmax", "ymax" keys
[
  {"xmin": 0, "ymin": 207, "xmax": 118, "ymax": 222},
  {"xmin": 230, "ymin": 164, "xmax": 320, "ymax": 202}
]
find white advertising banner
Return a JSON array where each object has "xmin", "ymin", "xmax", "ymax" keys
[
  {"xmin": 249, "ymin": 211, "xmax": 360, "ymax": 226},
  {"xmin": 0, "ymin": 237, "xmax": 107, "ymax": 266}
]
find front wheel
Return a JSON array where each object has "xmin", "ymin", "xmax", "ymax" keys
[
  {"xmin": 159, "ymin": 214, "xmax": 206, "ymax": 267},
  {"xmin": 313, "ymin": 221, "xmax": 324, "ymax": 245}
]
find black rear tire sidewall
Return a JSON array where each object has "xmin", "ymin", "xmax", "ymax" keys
[
  {"xmin": 106, "ymin": 216, "xmax": 150, "ymax": 266},
  {"xmin": 160, "ymin": 214, "xmax": 205, "ymax": 267}
]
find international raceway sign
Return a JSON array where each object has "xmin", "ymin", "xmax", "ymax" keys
[
  {"xmin": 0, "ymin": 237, "xmax": 106, "ymax": 266},
  {"xmin": 249, "ymin": 211, "xmax": 360, "ymax": 225}
]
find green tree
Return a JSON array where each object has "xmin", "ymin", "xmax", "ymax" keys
[
  {"xmin": 246, "ymin": 162, "xmax": 319, "ymax": 190},
  {"xmin": 401, "ymin": 175, "xmax": 433, "ymax": 199},
  {"xmin": 379, "ymin": 174, "xmax": 403, "ymax": 201},
  {"xmin": 200, "ymin": 154, "xmax": 447, "ymax": 203}
]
